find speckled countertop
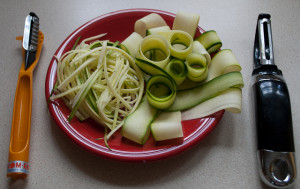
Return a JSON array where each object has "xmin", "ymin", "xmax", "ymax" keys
[{"xmin": 1, "ymin": 0, "xmax": 300, "ymax": 188}]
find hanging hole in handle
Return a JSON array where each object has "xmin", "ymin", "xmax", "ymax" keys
[{"xmin": 271, "ymin": 159, "xmax": 291, "ymax": 183}]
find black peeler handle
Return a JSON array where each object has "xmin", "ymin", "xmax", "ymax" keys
[{"xmin": 252, "ymin": 65, "xmax": 294, "ymax": 152}]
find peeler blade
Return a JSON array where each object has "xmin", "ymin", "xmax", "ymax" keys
[{"xmin": 23, "ymin": 12, "xmax": 39, "ymax": 70}]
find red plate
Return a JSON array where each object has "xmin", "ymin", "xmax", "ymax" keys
[{"xmin": 45, "ymin": 9, "xmax": 224, "ymax": 162}]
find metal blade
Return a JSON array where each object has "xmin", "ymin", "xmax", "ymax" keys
[{"xmin": 22, "ymin": 12, "xmax": 39, "ymax": 70}]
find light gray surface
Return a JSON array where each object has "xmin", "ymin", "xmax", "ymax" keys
[{"xmin": 1, "ymin": 0, "xmax": 300, "ymax": 188}]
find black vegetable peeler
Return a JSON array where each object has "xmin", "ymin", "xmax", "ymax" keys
[{"xmin": 252, "ymin": 13, "xmax": 296, "ymax": 188}]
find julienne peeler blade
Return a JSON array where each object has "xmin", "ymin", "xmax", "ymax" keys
[
  {"xmin": 7, "ymin": 12, "xmax": 44, "ymax": 178},
  {"xmin": 23, "ymin": 12, "xmax": 39, "ymax": 70},
  {"xmin": 252, "ymin": 14, "xmax": 296, "ymax": 188}
]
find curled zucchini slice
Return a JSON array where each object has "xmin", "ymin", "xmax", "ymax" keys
[
  {"xmin": 207, "ymin": 49, "xmax": 241, "ymax": 81},
  {"xmin": 195, "ymin": 30, "xmax": 222, "ymax": 53},
  {"xmin": 136, "ymin": 35, "xmax": 170, "ymax": 69},
  {"xmin": 172, "ymin": 11, "xmax": 200, "ymax": 38},
  {"xmin": 134, "ymin": 13, "xmax": 168, "ymax": 37},
  {"xmin": 146, "ymin": 26, "xmax": 171, "ymax": 36},
  {"xmin": 186, "ymin": 53, "xmax": 208, "ymax": 82},
  {"xmin": 168, "ymin": 30, "xmax": 193, "ymax": 60},
  {"xmin": 192, "ymin": 41, "xmax": 211, "ymax": 65},
  {"xmin": 122, "ymin": 96, "xmax": 158, "ymax": 145},
  {"xmin": 146, "ymin": 75, "xmax": 177, "ymax": 110},
  {"xmin": 151, "ymin": 111, "xmax": 183, "ymax": 141},
  {"xmin": 120, "ymin": 32, "xmax": 143, "ymax": 58},
  {"xmin": 165, "ymin": 58, "xmax": 188, "ymax": 86}
]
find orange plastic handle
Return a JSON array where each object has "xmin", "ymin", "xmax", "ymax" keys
[{"xmin": 7, "ymin": 31, "xmax": 44, "ymax": 178}]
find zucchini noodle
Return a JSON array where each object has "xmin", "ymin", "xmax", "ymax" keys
[{"xmin": 50, "ymin": 34, "xmax": 144, "ymax": 139}]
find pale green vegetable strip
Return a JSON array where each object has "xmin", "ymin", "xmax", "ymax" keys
[
  {"xmin": 60, "ymin": 96, "xmax": 90, "ymax": 121},
  {"xmin": 97, "ymin": 40, "xmax": 107, "ymax": 68},
  {"xmin": 192, "ymin": 41, "xmax": 211, "ymax": 65},
  {"xmin": 57, "ymin": 56, "xmax": 97, "ymax": 90},
  {"xmin": 151, "ymin": 111, "xmax": 183, "ymax": 141},
  {"xmin": 206, "ymin": 49, "xmax": 241, "ymax": 81},
  {"xmin": 68, "ymin": 68, "xmax": 101, "ymax": 121},
  {"xmin": 136, "ymin": 35, "xmax": 170, "ymax": 69},
  {"xmin": 82, "ymin": 33, "xmax": 107, "ymax": 44},
  {"xmin": 120, "ymin": 32, "xmax": 143, "ymax": 58},
  {"xmin": 50, "ymin": 85, "xmax": 83, "ymax": 100},
  {"xmin": 69, "ymin": 47, "xmax": 103, "ymax": 67},
  {"xmin": 146, "ymin": 75, "xmax": 177, "ymax": 110},
  {"xmin": 166, "ymin": 71, "xmax": 244, "ymax": 112},
  {"xmin": 181, "ymin": 88, "xmax": 242, "ymax": 120},
  {"xmin": 158, "ymin": 30, "xmax": 193, "ymax": 60},
  {"xmin": 122, "ymin": 96, "xmax": 158, "ymax": 144},
  {"xmin": 186, "ymin": 53, "xmax": 208, "ymax": 82},
  {"xmin": 146, "ymin": 26, "xmax": 171, "ymax": 36},
  {"xmin": 195, "ymin": 30, "xmax": 222, "ymax": 53},
  {"xmin": 172, "ymin": 11, "xmax": 200, "ymax": 38},
  {"xmin": 134, "ymin": 13, "xmax": 168, "ymax": 37},
  {"xmin": 165, "ymin": 58, "xmax": 187, "ymax": 86},
  {"xmin": 178, "ymin": 49, "xmax": 242, "ymax": 90}
]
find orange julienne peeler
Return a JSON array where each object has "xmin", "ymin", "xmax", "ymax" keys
[{"xmin": 7, "ymin": 12, "xmax": 44, "ymax": 178}]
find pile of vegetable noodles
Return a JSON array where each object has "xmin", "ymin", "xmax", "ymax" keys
[
  {"xmin": 49, "ymin": 11, "xmax": 244, "ymax": 147},
  {"xmin": 49, "ymin": 34, "xmax": 145, "ymax": 143}
]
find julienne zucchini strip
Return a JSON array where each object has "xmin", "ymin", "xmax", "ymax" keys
[
  {"xmin": 50, "ymin": 34, "xmax": 145, "ymax": 142},
  {"xmin": 47, "ymin": 36, "xmax": 82, "ymax": 105}
]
